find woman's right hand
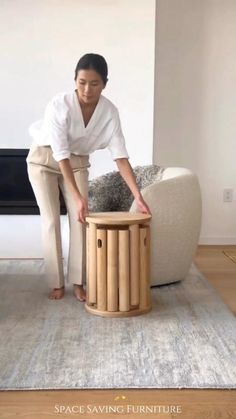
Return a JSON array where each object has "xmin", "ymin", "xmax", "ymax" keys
[
  {"xmin": 58, "ymin": 159, "xmax": 89, "ymax": 223},
  {"xmin": 76, "ymin": 195, "xmax": 88, "ymax": 223}
]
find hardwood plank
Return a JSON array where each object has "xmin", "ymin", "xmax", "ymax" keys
[
  {"xmin": 194, "ymin": 245, "xmax": 236, "ymax": 315},
  {"xmin": 0, "ymin": 389, "xmax": 235, "ymax": 418}
]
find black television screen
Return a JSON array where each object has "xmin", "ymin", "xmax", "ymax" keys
[{"xmin": 0, "ymin": 149, "xmax": 66, "ymax": 215}]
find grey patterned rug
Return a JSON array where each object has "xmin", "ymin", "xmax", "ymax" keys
[{"xmin": 0, "ymin": 260, "xmax": 235, "ymax": 390}]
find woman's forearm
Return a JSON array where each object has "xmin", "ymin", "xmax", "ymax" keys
[
  {"xmin": 116, "ymin": 158, "xmax": 151, "ymax": 214},
  {"xmin": 59, "ymin": 158, "xmax": 88, "ymax": 222},
  {"xmin": 115, "ymin": 158, "xmax": 141, "ymax": 199},
  {"xmin": 58, "ymin": 159, "xmax": 82, "ymax": 202}
]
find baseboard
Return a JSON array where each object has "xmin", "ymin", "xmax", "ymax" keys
[{"xmin": 199, "ymin": 237, "xmax": 236, "ymax": 245}]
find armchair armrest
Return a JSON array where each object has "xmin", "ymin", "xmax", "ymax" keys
[{"xmin": 130, "ymin": 171, "xmax": 202, "ymax": 286}]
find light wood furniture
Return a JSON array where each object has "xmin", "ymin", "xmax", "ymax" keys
[{"xmin": 85, "ymin": 212, "xmax": 152, "ymax": 317}]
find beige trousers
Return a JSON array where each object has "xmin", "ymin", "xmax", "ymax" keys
[{"xmin": 26, "ymin": 144, "xmax": 90, "ymax": 288}]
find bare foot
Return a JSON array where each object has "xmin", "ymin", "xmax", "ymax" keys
[
  {"xmin": 73, "ymin": 284, "xmax": 86, "ymax": 302},
  {"xmin": 48, "ymin": 287, "xmax": 65, "ymax": 300}
]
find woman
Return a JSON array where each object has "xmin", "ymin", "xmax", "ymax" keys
[{"xmin": 27, "ymin": 53, "xmax": 150, "ymax": 302}]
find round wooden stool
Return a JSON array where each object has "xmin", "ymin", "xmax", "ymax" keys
[{"xmin": 85, "ymin": 212, "xmax": 152, "ymax": 317}]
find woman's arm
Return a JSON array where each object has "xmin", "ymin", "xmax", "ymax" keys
[
  {"xmin": 58, "ymin": 159, "xmax": 88, "ymax": 223},
  {"xmin": 115, "ymin": 158, "xmax": 151, "ymax": 214}
]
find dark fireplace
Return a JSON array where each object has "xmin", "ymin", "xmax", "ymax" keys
[{"xmin": 0, "ymin": 149, "xmax": 66, "ymax": 215}]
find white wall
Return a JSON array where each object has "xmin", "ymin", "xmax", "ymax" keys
[
  {"xmin": 0, "ymin": 0, "xmax": 155, "ymax": 257},
  {"xmin": 154, "ymin": 0, "xmax": 236, "ymax": 244},
  {"xmin": 0, "ymin": 0, "xmax": 155, "ymax": 176}
]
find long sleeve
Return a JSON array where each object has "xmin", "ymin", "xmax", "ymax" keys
[
  {"xmin": 43, "ymin": 99, "xmax": 70, "ymax": 162},
  {"xmin": 107, "ymin": 109, "xmax": 129, "ymax": 160}
]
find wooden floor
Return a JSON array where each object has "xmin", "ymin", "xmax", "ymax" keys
[
  {"xmin": 194, "ymin": 245, "xmax": 236, "ymax": 315},
  {"xmin": 0, "ymin": 246, "xmax": 235, "ymax": 419}
]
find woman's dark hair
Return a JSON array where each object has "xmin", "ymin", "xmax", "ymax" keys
[{"xmin": 74, "ymin": 53, "xmax": 108, "ymax": 85}]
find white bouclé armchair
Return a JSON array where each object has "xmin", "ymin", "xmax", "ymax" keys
[
  {"xmin": 129, "ymin": 167, "xmax": 202, "ymax": 286},
  {"xmin": 88, "ymin": 165, "xmax": 202, "ymax": 287}
]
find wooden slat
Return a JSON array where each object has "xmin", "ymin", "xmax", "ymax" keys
[
  {"xmin": 87, "ymin": 223, "xmax": 97, "ymax": 304},
  {"xmin": 97, "ymin": 228, "xmax": 107, "ymax": 311},
  {"xmin": 129, "ymin": 224, "xmax": 140, "ymax": 306},
  {"xmin": 139, "ymin": 226, "xmax": 150, "ymax": 310},
  {"xmin": 107, "ymin": 229, "xmax": 118, "ymax": 311},
  {"xmin": 119, "ymin": 229, "xmax": 130, "ymax": 311}
]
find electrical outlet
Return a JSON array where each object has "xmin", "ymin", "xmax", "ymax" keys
[{"xmin": 223, "ymin": 188, "xmax": 233, "ymax": 202}]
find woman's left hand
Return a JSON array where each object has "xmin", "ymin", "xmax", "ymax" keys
[
  {"xmin": 115, "ymin": 158, "xmax": 152, "ymax": 215},
  {"xmin": 135, "ymin": 195, "xmax": 152, "ymax": 215}
]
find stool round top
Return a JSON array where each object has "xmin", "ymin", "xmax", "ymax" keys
[{"xmin": 86, "ymin": 211, "xmax": 151, "ymax": 225}]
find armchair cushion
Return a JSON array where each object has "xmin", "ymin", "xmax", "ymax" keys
[{"xmin": 88, "ymin": 165, "xmax": 164, "ymax": 212}]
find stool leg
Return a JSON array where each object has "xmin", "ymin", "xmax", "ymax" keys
[
  {"xmin": 86, "ymin": 224, "xmax": 89, "ymax": 293},
  {"xmin": 97, "ymin": 229, "xmax": 107, "ymax": 311},
  {"xmin": 146, "ymin": 225, "xmax": 151, "ymax": 308},
  {"xmin": 107, "ymin": 230, "xmax": 118, "ymax": 311},
  {"xmin": 140, "ymin": 226, "xmax": 150, "ymax": 310},
  {"xmin": 88, "ymin": 223, "xmax": 97, "ymax": 305},
  {"xmin": 129, "ymin": 224, "xmax": 140, "ymax": 306},
  {"xmin": 119, "ymin": 229, "xmax": 130, "ymax": 312}
]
